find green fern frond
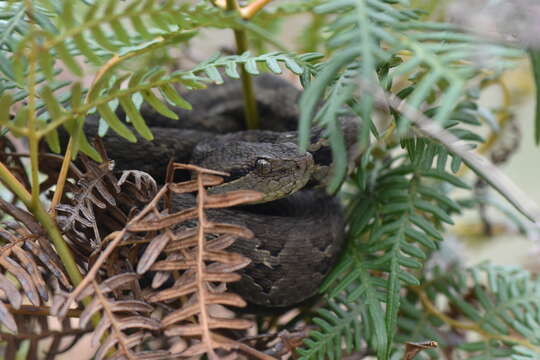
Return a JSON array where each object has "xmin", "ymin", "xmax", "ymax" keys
[
  {"xmin": 317, "ymin": 243, "xmax": 388, "ymax": 358},
  {"xmin": 3, "ymin": 52, "xmax": 315, "ymax": 160},
  {"xmin": 296, "ymin": 293, "xmax": 364, "ymax": 360},
  {"xmin": 408, "ymin": 263, "xmax": 540, "ymax": 359},
  {"xmin": 186, "ymin": 52, "xmax": 317, "ymax": 82},
  {"xmin": 317, "ymin": 142, "xmax": 468, "ymax": 359},
  {"xmin": 298, "ymin": 0, "xmax": 522, "ymax": 190},
  {"xmin": 5, "ymin": 0, "xmax": 246, "ymax": 81},
  {"xmin": 28, "ymin": 1, "xmax": 211, "ymax": 75},
  {"xmin": 0, "ymin": 1, "xmax": 61, "ymax": 92}
]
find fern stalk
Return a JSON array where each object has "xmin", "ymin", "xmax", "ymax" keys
[
  {"xmin": 240, "ymin": 0, "xmax": 274, "ymax": 18},
  {"xmin": 0, "ymin": 163, "xmax": 83, "ymax": 288},
  {"xmin": 49, "ymin": 139, "xmax": 74, "ymax": 216},
  {"xmin": 0, "ymin": 38, "xmax": 84, "ymax": 290},
  {"xmin": 26, "ymin": 45, "xmax": 40, "ymax": 205},
  {"xmin": 226, "ymin": 0, "xmax": 260, "ymax": 130}
]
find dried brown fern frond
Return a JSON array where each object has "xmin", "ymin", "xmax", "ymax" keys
[
  {"xmin": 64, "ymin": 273, "xmax": 163, "ymax": 360},
  {"xmin": 0, "ymin": 316, "xmax": 90, "ymax": 360},
  {"xmin": 137, "ymin": 164, "xmax": 265, "ymax": 359},
  {"xmin": 55, "ymin": 154, "xmax": 120, "ymax": 249},
  {"xmin": 55, "ymin": 163, "xmax": 269, "ymax": 359},
  {"xmin": 0, "ymin": 198, "xmax": 72, "ymax": 333},
  {"xmin": 44, "ymin": 147, "xmax": 157, "ymax": 263}
]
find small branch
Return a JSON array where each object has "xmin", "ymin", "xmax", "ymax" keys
[
  {"xmin": 49, "ymin": 138, "xmax": 73, "ymax": 217},
  {"xmin": 25, "ymin": 44, "xmax": 40, "ymax": 206},
  {"xmin": 0, "ymin": 162, "xmax": 32, "ymax": 205},
  {"xmin": 0, "ymin": 162, "xmax": 83, "ymax": 288},
  {"xmin": 239, "ymin": 0, "xmax": 274, "ymax": 19},
  {"xmin": 47, "ymin": 53, "xmax": 118, "ymax": 217}
]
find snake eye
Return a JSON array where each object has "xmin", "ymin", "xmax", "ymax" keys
[{"xmin": 255, "ymin": 159, "xmax": 272, "ymax": 175}]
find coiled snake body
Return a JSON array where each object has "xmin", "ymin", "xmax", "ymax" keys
[{"xmin": 80, "ymin": 75, "xmax": 354, "ymax": 307}]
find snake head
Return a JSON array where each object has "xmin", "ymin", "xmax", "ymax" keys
[{"xmin": 192, "ymin": 140, "xmax": 314, "ymax": 202}]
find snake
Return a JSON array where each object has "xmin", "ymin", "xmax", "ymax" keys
[{"xmin": 71, "ymin": 75, "xmax": 355, "ymax": 307}]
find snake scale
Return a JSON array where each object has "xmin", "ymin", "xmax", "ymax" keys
[{"xmin": 74, "ymin": 75, "xmax": 356, "ymax": 307}]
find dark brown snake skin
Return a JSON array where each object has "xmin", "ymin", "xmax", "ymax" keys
[{"xmin": 72, "ymin": 75, "xmax": 355, "ymax": 307}]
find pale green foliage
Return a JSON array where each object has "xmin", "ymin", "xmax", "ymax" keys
[
  {"xmin": 413, "ymin": 264, "xmax": 540, "ymax": 360},
  {"xmin": 0, "ymin": 0, "xmax": 316, "ymax": 161},
  {"xmin": 303, "ymin": 139, "xmax": 469, "ymax": 359},
  {"xmin": 298, "ymin": 0, "xmax": 522, "ymax": 191},
  {"xmin": 292, "ymin": 2, "xmax": 536, "ymax": 357}
]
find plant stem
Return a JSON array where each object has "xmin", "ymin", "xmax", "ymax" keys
[
  {"xmin": 226, "ymin": 0, "xmax": 260, "ymax": 130},
  {"xmin": 234, "ymin": 30, "xmax": 260, "ymax": 129},
  {"xmin": 0, "ymin": 162, "xmax": 83, "ymax": 288},
  {"xmin": 32, "ymin": 202, "xmax": 83, "ymax": 285},
  {"xmin": 239, "ymin": 0, "xmax": 274, "ymax": 19},
  {"xmin": 49, "ymin": 137, "xmax": 73, "ymax": 216}
]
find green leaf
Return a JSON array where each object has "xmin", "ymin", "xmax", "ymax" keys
[
  {"xmin": 119, "ymin": 95, "xmax": 153, "ymax": 140},
  {"xmin": 14, "ymin": 107, "xmax": 28, "ymax": 130},
  {"xmin": 54, "ymin": 42, "xmax": 82, "ymax": 76},
  {"xmin": 414, "ymin": 200, "xmax": 454, "ymax": 224},
  {"xmin": 0, "ymin": 52, "xmax": 14, "ymax": 82},
  {"xmin": 90, "ymin": 25, "xmax": 118, "ymax": 52},
  {"xmin": 37, "ymin": 50, "xmax": 55, "ymax": 81},
  {"xmin": 420, "ymin": 169, "xmax": 470, "ymax": 189},
  {"xmin": 204, "ymin": 66, "xmax": 224, "ymax": 84},
  {"xmin": 97, "ymin": 103, "xmax": 136, "ymax": 142},
  {"xmin": 141, "ymin": 90, "xmax": 178, "ymax": 120},
  {"xmin": 40, "ymin": 86, "xmax": 64, "ymax": 120},
  {"xmin": 78, "ymin": 130, "xmax": 102, "ymax": 162},
  {"xmin": 244, "ymin": 58, "xmax": 260, "ymax": 75},
  {"xmin": 159, "ymin": 84, "xmax": 192, "ymax": 110},
  {"xmin": 110, "ymin": 19, "xmax": 130, "ymax": 43},
  {"xmin": 225, "ymin": 62, "xmax": 240, "ymax": 79},
  {"xmin": 282, "ymin": 56, "xmax": 304, "ymax": 74},
  {"xmin": 265, "ymin": 56, "xmax": 282, "ymax": 74},
  {"xmin": 73, "ymin": 33, "xmax": 101, "ymax": 64},
  {"xmin": 130, "ymin": 15, "xmax": 152, "ymax": 39},
  {"xmin": 44, "ymin": 128, "xmax": 60, "ymax": 153}
]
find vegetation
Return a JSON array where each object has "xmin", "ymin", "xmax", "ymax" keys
[{"xmin": 0, "ymin": 0, "xmax": 539, "ymax": 359}]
